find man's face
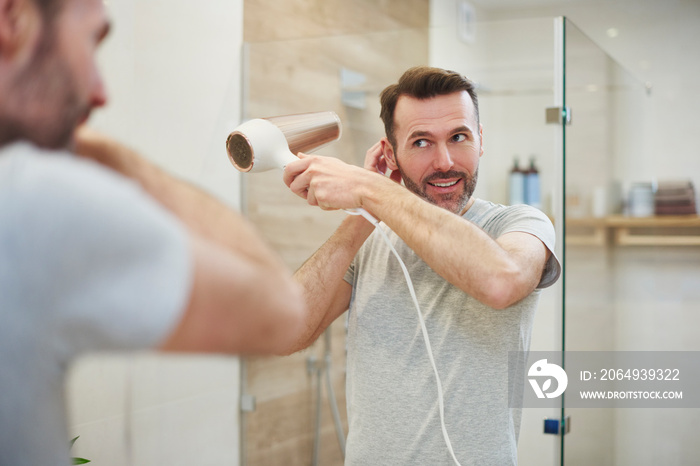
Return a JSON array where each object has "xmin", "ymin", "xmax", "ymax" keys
[
  {"xmin": 7, "ymin": 0, "xmax": 110, "ymax": 149},
  {"xmin": 385, "ymin": 91, "xmax": 483, "ymax": 214}
]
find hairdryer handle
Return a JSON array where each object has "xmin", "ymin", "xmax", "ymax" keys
[{"xmin": 344, "ymin": 208, "xmax": 379, "ymax": 225}]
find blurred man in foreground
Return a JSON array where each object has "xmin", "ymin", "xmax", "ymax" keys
[{"xmin": 0, "ymin": 0, "xmax": 304, "ymax": 464}]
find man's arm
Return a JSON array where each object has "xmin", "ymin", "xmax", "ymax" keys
[
  {"xmin": 73, "ymin": 127, "xmax": 283, "ymax": 271},
  {"xmin": 278, "ymin": 142, "xmax": 403, "ymax": 353},
  {"xmin": 282, "ymin": 214, "xmax": 373, "ymax": 354},
  {"xmin": 73, "ymin": 127, "xmax": 305, "ymax": 355},
  {"xmin": 284, "ymin": 153, "xmax": 550, "ymax": 310},
  {"xmin": 364, "ymin": 186, "xmax": 550, "ymax": 309},
  {"xmin": 160, "ymin": 236, "xmax": 304, "ymax": 354}
]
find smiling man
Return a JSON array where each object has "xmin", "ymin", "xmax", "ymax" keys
[{"xmin": 283, "ymin": 66, "xmax": 561, "ymax": 465}]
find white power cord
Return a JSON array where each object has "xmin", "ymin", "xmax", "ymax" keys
[{"xmin": 347, "ymin": 209, "xmax": 463, "ymax": 466}]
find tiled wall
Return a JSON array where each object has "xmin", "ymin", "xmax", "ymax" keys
[{"xmin": 68, "ymin": 355, "xmax": 241, "ymax": 464}]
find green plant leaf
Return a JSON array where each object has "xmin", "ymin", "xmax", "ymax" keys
[{"xmin": 70, "ymin": 437, "xmax": 91, "ymax": 463}]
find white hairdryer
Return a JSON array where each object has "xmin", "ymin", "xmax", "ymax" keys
[
  {"xmin": 226, "ymin": 111, "xmax": 341, "ymax": 172},
  {"xmin": 226, "ymin": 111, "xmax": 377, "ymax": 224}
]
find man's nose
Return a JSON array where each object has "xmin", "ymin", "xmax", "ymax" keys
[
  {"xmin": 433, "ymin": 144, "xmax": 454, "ymax": 171},
  {"xmin": 90, "ymin": 73, "xmax": 108, "ymax": 108}
]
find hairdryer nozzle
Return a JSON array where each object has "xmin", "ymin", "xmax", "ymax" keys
[
  {"xmin": 226, "ymin": 132, "xmax": 255, "ymax": 172},
  {"xmin": 226, "ymin": 111, "xmax": 342, "ymax": 173}
]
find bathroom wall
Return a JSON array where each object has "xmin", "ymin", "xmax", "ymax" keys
[{"xmin": 66, "ymin": 1, "xmax": 245, "ymax": 465}]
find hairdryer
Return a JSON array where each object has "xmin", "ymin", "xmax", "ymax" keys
[
  {"xmin": 226, "ymin": 111, "xmax": 342, "ymax": 172},
  {"xmin": 226, "ymin": 111, "xmax": 377, "ymax": 224}
]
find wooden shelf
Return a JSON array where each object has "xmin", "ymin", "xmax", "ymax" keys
[
  {"xmin": 565, "ymin": 215, "xmax": 700, "ymax": 246},
  {"xmin": 565, "ymin": 217, "xmax": 609, "ymax": 246}
]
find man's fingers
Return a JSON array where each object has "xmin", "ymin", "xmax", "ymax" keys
[
  {"xmin": 282, "ymin": 157, "xmax": 311, "ymax": 187},
  {"xmin": 364, "ymin": 141, "xmax": 384, "ymax": 172}
]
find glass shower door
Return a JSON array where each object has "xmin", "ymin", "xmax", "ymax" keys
[{"xmin": 561, "ymin": 16, "xmax": 700, "ymax": 465}]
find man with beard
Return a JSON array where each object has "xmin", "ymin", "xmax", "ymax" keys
[
  {"xmin": 283, "ymin": 66, "xmax": 561, "ymax": 464},
  {"xmin": 0, "ymin": 0, "xmax": 304, "ymax": 464}
]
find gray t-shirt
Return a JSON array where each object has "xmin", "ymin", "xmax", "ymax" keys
[
  {"xmin": 343, "ymin": 199, "xmax": 560, "ymax": 465},
  {"xmin": 0, "ymin": 143, "xmax": 191, "ymax": 466}
]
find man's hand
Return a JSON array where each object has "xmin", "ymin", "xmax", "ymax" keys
[
  {"xmin": 72, "ymin": 126, "xmax": 138, "ymax": 176},
  {"xmin": 364, "ymin": 139, "xmax": 402, "ymax": 184},
  {"xmin": 283, "ymin": 140, "xmax": 402, "ymax": 213},
  {"xmin": 283, "ymin": 153, "xmax": 374, "ymax": 211}
]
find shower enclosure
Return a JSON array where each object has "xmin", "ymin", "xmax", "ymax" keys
[{"xmin": 240, "ymin": 16, "xmax": 699, "ymax": 466}]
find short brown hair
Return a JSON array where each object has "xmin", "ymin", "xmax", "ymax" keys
[{"xmin": 379, "ymin": 66, "xmax": 479, "ymax": 148}]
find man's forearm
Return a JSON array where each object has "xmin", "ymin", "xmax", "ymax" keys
[
  {"xmin": 73, "ymin": 128, "xmax": 287, "ymax": 272},
  {"xmin": 362, "ymin": 179, "xmax": 546, "ymax": 308},
  {"xmin": 284, "ymin": 215, "xmax": 373, "ymax": 353},
  {"xmin": 283, "ymin": 153, "xmax": 542, "ymax": 308}
]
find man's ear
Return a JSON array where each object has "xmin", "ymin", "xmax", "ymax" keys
[
  {"xmin": 381, "ymin": 138, "xmax": 399, "ymax": 171},
  {"xmin": 478, "ymin": 123, "xmax": 484, "ymax": 158},
  {"xmin": 0, "ymin": 0, "xmax": 41, "ymax": 61}
]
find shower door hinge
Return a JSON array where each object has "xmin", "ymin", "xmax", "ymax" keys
[
  {"xmin": 545, "ymin": 106, "xmax": 572, "ymax": 125},
  {"xmin": 240, "ymin": 394, "xmax": 256, "ymax": 413}
]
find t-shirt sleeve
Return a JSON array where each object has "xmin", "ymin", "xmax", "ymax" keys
[
  {"xmin": 488, "ymin": 205, "xmax": 562, "ymax": 289},
  {"xmin": 10, "ymin": 154, "xmax": 192, "ymax": 362}
]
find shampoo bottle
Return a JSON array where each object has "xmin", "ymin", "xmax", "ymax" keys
[
  {"xmin": 508, "ymin": 157, "xmax": 525, "ymax": 205},
  {"xmin": 524, "ymin": 156, "xmax": 542, "ymax": 209}
]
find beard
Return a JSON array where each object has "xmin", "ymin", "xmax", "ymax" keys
[
  {"xmin": 396, "ymin": 161, "xmax": 478, "ymax": 215},
  {"xmin": 4, "ymin": 27, "xmax": 87, "ymax": 149}
]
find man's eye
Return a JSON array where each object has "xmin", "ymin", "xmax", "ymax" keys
[
  {"xmin": 452, "ymin": 133, "xmax": 468, "ymax": 142},
  {"xmin": 414, "ymin": 139, "xmax": 429, "ymax": 148}
]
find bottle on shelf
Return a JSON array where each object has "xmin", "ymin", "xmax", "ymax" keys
[
  {"xmin": 524, "ymin": 156, "xmax": 541, "ymax": 210},
  {"xmin": 508, "ymin": 157, "xmax": 525, "ymax": 205}
]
